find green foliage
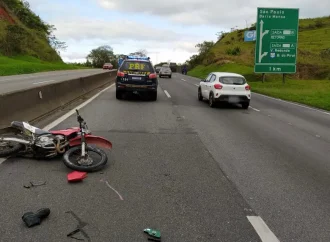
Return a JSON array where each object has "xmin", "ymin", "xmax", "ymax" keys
[
  {"xmin": 225, "ymin": 47, "xmax": 241, "ymax": 56},
  {"xmin": 0, "ymin": 55, "xmax": 87, "ymax": 76},
  {"xmin": 186, "ymin": 41, "xmax": 215, "ymax": 69},
  {"xmin": 186, "ymin": 16, "xmax": 330, "ymax": 80},
  {"xmin": 86, "ymin": 45, "xmax": 116, "ymax": 68},
  {"xmin": 0, "ymin": 0, "xmax": 67, "ymax": 62},
  {"xmin": 320, "ymin": 48, "xmax": 330, "ymax": 59},
  {"xmin": 0, "ymin": 0, "xmax": 87, "ymax": 75}
]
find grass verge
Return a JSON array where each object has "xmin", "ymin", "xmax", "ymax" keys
[
  {"xmin": 188, "ymin": 64, "xmax": 330, "ymax": 111},
  {"xmin": 0, "ymin": 55, "xmax": 88, "ymax": 76}
]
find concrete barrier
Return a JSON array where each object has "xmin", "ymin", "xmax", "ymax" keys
[{"xmin": 0, "ymin": 70, "xmax": 117, "ymax": 129}]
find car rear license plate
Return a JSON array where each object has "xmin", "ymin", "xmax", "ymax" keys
[{"xmin": 132, "ymin": 77, "xmax": 141, "ymax": 80}]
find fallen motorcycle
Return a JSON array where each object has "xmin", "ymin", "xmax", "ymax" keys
[{"xmin": 0, "ymin": 109, "xmax": 112, "ymax": 172}]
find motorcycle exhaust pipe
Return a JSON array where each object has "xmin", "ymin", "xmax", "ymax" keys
[{"xmin": 0, "ymin": 136, "xmax": 30, "ymax": 145}]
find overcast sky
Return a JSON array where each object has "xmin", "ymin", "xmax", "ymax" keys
[{"xmin": 27, "ymin": 0, "xmax": 329, "ymax": 64}]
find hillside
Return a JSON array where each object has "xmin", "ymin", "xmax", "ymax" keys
[
  {"xmin": 0, "ymin": 0, "xmax": 85, "ymax": 76},
  {"xmin": 186, "ymin": 16, "xmax": 330, "ymax": 111}
]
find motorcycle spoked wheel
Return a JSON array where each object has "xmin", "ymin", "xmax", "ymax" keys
[
  {"xmin": 62, "ymin": 145, "xmax": 108, "ymax": 172},
  {"xmin": 0, "ymin": 140, "xmax": 24, "ymax": 157}
]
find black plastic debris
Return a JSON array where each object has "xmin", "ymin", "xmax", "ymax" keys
[
  {"xmin": 66, "ymin": 211, "xmax": 91, "ymax": 242},
  {"xmin": 23, "ymin": 181, "xmax": 46, "ymax": 188},
  {"xmin": 22, "ymin": 208, "xmax": 50, "ymax": 228}
]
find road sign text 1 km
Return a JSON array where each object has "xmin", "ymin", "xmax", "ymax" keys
[{"xmin": 254, "ymin": 8, "xmax": 299, "ymax": 73}]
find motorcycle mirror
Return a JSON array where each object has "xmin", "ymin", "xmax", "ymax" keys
[{"xmin": 76, "ymin": 109, "xmax": 79, "ymax": 115}]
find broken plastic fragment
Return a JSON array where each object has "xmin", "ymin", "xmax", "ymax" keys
[
  {"xmin": 144, "ymin": 228, "xmax": 161, "ymax": 238},
  {"xmin": 67, "ymin": 171, "xmax": 87, "ymax": 182},
  {"xmin": 23, "ymin": 181, "xmax": 46, "ymax": 188}
]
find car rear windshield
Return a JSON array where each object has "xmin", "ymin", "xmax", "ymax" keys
[
  {"xmin": 219, "ymin": 76, "xmax": 246, "ymax": 85},
  {"xmin": 162, "ymin": 67, "xmax": 171, "ymax": 71},
  {"xmin": 120, "ymin": 61, "xmax": 153, "ymax": 72}
]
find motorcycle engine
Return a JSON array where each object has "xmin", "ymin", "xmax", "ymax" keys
[{"xmin": 34, "ymin": 134, "xmax": 66, "ymax": 158}]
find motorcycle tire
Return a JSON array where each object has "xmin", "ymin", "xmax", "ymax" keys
[
  {"xmin": 62, "ymin": 145, "xmax": 108, "ymax": 172},
  {"xmin": 0, "ymin": 140, "xmax": 24, "ymax": 157}
]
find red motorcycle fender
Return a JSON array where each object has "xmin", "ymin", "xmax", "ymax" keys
[{"xmin": 69, "ymin": 135, "xmax": 112, "ymax": 149}]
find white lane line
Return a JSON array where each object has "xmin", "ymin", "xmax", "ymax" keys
[
  {"xmin": 195, "ymin": 84, "xmax": 199, "ymax": 87},
  {"xmin": 253, "ymin": 92, "xmax": 330, "ymax": 116},
  {"xmin": 0, "ymin": 158, "xmax": 7, "ymax": 164},
  {"xmin": 43, "ymin": 83, "xmax": 115, "ymax": 130},
  {"xmin": 164, "ymin": 90, "xmax": 171, "ymax": 98},
  {"xmin": 181, "ymin": 79, "xmax": 186, "ymax": 82},
  {"xmin": 33, "ymin": 80, "xmax": 55, "ymax": 85},
  {"xmin": 247, "ymin": 216, "xmax": 280, "ymax": 242},
  {"xmin": 316, "ymin": 134, "xmax": 321, "ymax": 138},
  {"xmin": 249, "ymin": 106, "xmax": 260, "ymax": 112}
]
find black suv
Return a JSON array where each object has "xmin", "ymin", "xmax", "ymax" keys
[{"xmin": 116, "ymin": 56, "xmax": 158, "ymax": 101}]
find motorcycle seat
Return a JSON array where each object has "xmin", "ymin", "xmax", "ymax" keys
[{"xmin": 11, "ymin": 121, "xmax": 51, "ymax": 136}]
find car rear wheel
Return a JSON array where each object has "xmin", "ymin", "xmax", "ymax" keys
[
  {"xmin": 209, "ymin": 93, "xmax": 215, "ymax": 108},
  {"xmin": 169, "ymin": 75, "xmax": 172, "ymax": 78},
  {"xmin": 242, "ymin": 102, "xmax": 250, "ymax": 109},
  {"xmin": 116, "ymin": 90, "xmax": 122, "ymax": 100},
  {"xmin": 150, "ymin": 91, "xmax": 157, "ymax": 101},
  {"xmin": 198, "ymin": 88, "xmax": 203, "ymax": 101}
]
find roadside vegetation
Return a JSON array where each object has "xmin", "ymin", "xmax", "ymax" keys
[
  {"xmin": 0, "ymin": 0, "xmax": 86, "ymax": 76},
  {"xmin": 184, "ymin": 16, "xmax": 330, "ymax": 110}
]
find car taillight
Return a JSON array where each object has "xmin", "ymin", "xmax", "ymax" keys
[
  {"xmin": 245, "ymin": 85, "xmax": 250, "ymax": 90},
  {"xmin": 149, "ymin": 73, "xmax": 157, "ymax": 79},
  {"xmin": 214, "ymin": 83, "xmax": 223, "ymax": 89},
  {"xmin": 117, "ymin": 71, "xmax": 125, "ymax": 77}
]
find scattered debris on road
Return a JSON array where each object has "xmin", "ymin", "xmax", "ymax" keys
[
  {"xmin": 66, "ymin": 211, "xmax": 91, "ymax": 242},
  {"xmin": 23, "ymin": 181, "xmax": 46, "ymax": 188},
  {"xmin": 67, "ymin": 171, "xmax": 87, "ymax": 183},
  {"xmin": 21, "ymin": 208, "xmax": 50, "ymax": 228},
  {"xmin": 144, "ymin": 228, "xmax": 161, "ymax": 241},
  {"xmin": 101, "ymin": 179, "xmax": 124, "ymax": 200}
]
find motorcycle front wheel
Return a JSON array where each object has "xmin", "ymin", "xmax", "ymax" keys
[{"xmin": 62, "ymin": 145, "xmax": 108, "ymax": 172}]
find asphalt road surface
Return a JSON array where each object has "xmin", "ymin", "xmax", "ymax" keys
[
  {"xmin": 0, "ymin": 73, "xmax": 329, "ymax": 241},
  {"xmin": 0, "ymin": 69, "xmax": 109, "ymax": 94}
]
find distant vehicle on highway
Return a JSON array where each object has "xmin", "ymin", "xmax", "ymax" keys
[
  {"xmin": 103, "ymin": 63, "xmax": 113, "ymax": 70},
  {"xmin": 198, "ymin": 72, "xmax": 251, "ymax": 109},
  {"xmin": 116, "ymin": 56, "xmax": 158, "ymax": 101},
  {"xmin": 155, "ymin": 66, "xmax": 162, "ymax": 73},
  {"xmin": 159, "ymin": 67, "xmax": 172, "ymax": 78}
]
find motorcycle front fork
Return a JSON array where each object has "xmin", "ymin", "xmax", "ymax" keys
[{"xmin": 80, "ymin": 132, "xmax": 86, "ymax": 157}]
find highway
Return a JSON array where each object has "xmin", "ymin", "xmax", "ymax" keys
[
  {"xmin": 0, "ymin": 73, "xmax": 330, "ymax": 241},
  {"xmin": 0, "ymin": 69, "xmax": 108, "ymax": 94}
]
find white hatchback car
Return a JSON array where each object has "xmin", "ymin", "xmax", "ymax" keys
[{"xmin": 198, "ymin": 72, "xmax": 251, "ymax": 109}]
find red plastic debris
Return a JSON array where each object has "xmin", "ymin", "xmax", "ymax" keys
[{"xmin": 67, "ymin": 171, "xmax": 87, "ymax": 182}]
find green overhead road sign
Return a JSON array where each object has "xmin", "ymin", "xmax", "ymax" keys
[{"xmin": 254, "ymin": 8, "xmax": 299, "ymax": 73}]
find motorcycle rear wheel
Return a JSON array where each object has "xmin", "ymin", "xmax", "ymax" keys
[
  {"xmin": 0, "ymin": 140, "xmax": 24, "ymax": 157},
  {"xmin": 62, "ymin": 145, "xmax": 108, "ymax": 172}
]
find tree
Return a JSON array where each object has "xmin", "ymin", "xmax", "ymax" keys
[
  {"xmin": 46, "ymin": 24, "xmax": 67, "ymax": 55},
  {"xmin": 129, "ymin": 49, "xmax": 148, "ymax": 57},
  {"xmin": 86, "ymin": 45, "xmax": 116, "ymax": 68},
  {"xmin": 195, "ymin": 41, "xmax": 214, "ymax": 55}
]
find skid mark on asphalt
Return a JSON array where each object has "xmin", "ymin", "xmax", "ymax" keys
[{"xmin": 247, "ymin": 216, "xmax": 280, "ymax": 242}]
